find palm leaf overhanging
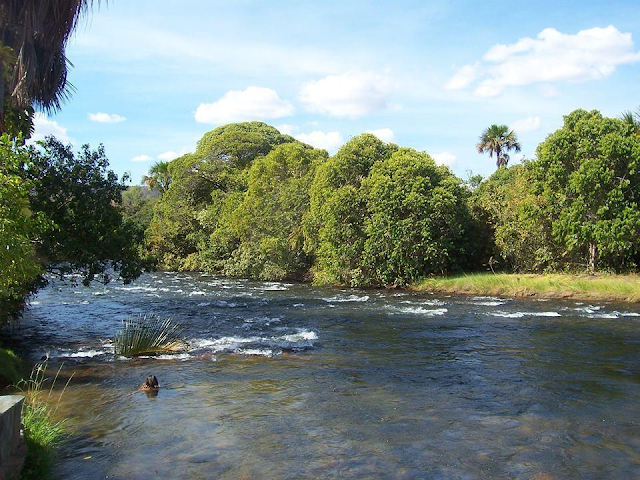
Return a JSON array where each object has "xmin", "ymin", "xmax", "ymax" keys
[
  {"xmin": 476, "ymin": 124, "xmax": 522, "ymax": 168},
  {"xmin": 0, "ymin": 1, "xmax": 97, "ymax": 131},
  {"xmin": 113, "ymin": 314, "xmax": 188, "ymax": 357}
]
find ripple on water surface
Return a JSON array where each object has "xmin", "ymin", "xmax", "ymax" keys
[{"xmin": 8, "ymin": 272, "xmax": 640, "ymax": 479}]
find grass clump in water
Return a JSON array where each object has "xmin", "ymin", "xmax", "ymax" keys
[
  {"xmin": 113, "ymin": 314, "xmax": 188, "ymax": 357},
  {"xmin": 17, "ymin": 358, "xmax": 71, "ymax": 480}
]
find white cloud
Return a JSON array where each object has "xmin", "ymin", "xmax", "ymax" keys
[
  {"xmin": 510, "ymin": 116, "xmax": 541, "ymax": 133},
  {"xmin": 445, "ymin": 63, "xmax": 481, "ymax": 90},
  {"xmin": 366, "ymin": 128, "xmax": 395, "ymax": 143},
  {"xmin": 538, "ymin": 84, "xmax": 560, "ymax": 98},
  {"xmin": 432, "ymin": 152, "xmax": 456, "ymax": 167},
  {"xmin": 157, "ymin": 148, "xmax": 191, "ymax": 161},
  {"xmin": 195, "ymin": 86, "xmax": 294, "ymax": 124},
  {"xmin": 88, "ymin": 112, "xmax": 126, "ymax": 123},
  {"xmin": 299, "ymin": 71, "xmax": 390, "ymax": 117},
  {"xmin": 29, "ymin": 113, "xmax": 72, "ymax": 144},
  {"xmin": 295, "ymin": 131, "xmax": 344, "ymax": 152},
  {"xmin": 132, "ymin": 154, "xmax": 153, "ymax": 163},
  {"xmin": 447, "ymin": 25, "xmax": 640, "ymax": 97},
  {"xmin": 276, "ymin": 124, "xmax": 296, "ymax": 135}
]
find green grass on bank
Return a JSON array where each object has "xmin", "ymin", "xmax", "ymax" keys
[
  {"xmin": 18, "ymin": 360, "xmax": 69, "ymax": 480},
  {"xmin": 0, "ymin": 347, "xmax": 23, "ymax": 386},
  {"xmin": 414, "ymin": 273, "xmax": 640, "ymax": 303}
]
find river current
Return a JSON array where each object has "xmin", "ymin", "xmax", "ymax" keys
[{"xmin": 3, "ymin": 272, "xmax": 640, "ymax": 479}]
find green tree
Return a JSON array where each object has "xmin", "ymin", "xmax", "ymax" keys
[
  {"xmin": 305, "ymin": 134, "xmax": 396, "ymax": 285},
  {"xmin": 0, "ymin": 1, "xmax": 96, "ymax": 133},
  {"xmin": 221, "ymin": 143, "xmax": 327, "ymax": 280},
  {"xmin": 146, "ymin": 122, "xmax": 297, "ymax": 270},
  {"xmin": 120, "ymin": 185, "xmax": 158, "ymax": 254},
  {"xmin": 471, "ymin": 164, "xmax": 554, "ymax": 272},
  {"xmin": 0, "ymin": 135, "xmax": 43, "ymax": 321},
  {"xmin": 533, "ymin": 109, "xmax": 640, "ymax": 273},
  {"xmin": 142, "ymin": 161, "xmax": 171, "ymax": 194},
  {"xmin": 360, "ymin": 148, "xmax": 475, "ymax": 286},
  {"xmin": 477, "ymin": 124, "xmax": 521, "ymax": 168},
  {"xmin": 26, "ymin": 136, "xmax": 144, "ymax": 284},
  {"xmin": 619, "ymin": 107, "xmax": 640, "ymax": 134}
]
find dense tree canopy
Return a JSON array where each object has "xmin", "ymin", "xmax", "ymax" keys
[
  {"xmin": 141, "ymin": 109, "xmax": 640, "ymax": 286},
  {"xmin": 533, "ymin": 109, "xmax": 640, "ymax": 272},
  {"xmin": 26, "ymin": 137, "xmax": 145, "ymax": 284},
  {"xmin": 146, "ymin": 122, "xmax": 298, "ymax": 271}
]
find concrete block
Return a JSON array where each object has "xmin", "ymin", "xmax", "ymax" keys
[{"xmin": 0, "ymin": 395, "xmax": 25, "ymax": 480}]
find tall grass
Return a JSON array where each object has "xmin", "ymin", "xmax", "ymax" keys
[
  {"xmin": 113, "ymin": 314, "xmax": 188, "ymax": 357},
  {"xmin": 415, "ymin": 273, "xmax": 640, "ymax": 302},
  {"xmin": 17, "ymin": 358, "xmax": 72, "ymax": 480}
]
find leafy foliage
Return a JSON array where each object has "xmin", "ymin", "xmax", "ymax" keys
[
  {"xmin": 304, "ymin": 134, "xmax": 396, "ymax": 285},
  {"xmin": 360, "ymin": 148, "xmax": 476, "ymax": 285},
  {"xmin": 220, "ymin": 142, "xmax": 327, "ymax": 280},
  {"xmin": 533, "ymin": 109, "xmax": 640, "ymax": 272},
  {"xmin": 146, "ymin": 122, "xmax": 298, "ymax": 271},
  {"xmin": 0, "ymin": 135, "xmax": 44, "ymax": 320},
  {"xmin": 26, "ymin": 137, "xmax": 145, "ymax": 284}
]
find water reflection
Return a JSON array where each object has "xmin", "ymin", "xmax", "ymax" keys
[{"xmin": 2, "ymin": 273, "xmax": 639, "ymax": 479}]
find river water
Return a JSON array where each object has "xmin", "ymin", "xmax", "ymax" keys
[{"xmin": 4, "ymin": 272, "xmax": 640, "ymax": 479}]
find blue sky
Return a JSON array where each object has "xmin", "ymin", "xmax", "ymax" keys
[{"xmin": 32, "ymin": 0, "xmax": 640, "ymax": 183}]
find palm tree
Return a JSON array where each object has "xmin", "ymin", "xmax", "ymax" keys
[
  {"xmin": 143, "ymin": 161, "xmax": 172, "ymax": 194},
  {"xmin": 0, "ymin": 1, "xmax": 97, "ymax": 133},
  {"xmin": 619, "ymin": 107, "xmax": 640, "ymax": 134},
  {"xmin": 476, "ymin": 124, "xmax": 522, "ymax": 168}
]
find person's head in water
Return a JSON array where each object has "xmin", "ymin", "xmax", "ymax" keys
[{"xmin": 142, "ymin": 375, "xmax": 159, "ymax": 389}]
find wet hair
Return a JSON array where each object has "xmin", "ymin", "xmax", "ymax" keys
[{"xmin": 144, "ymin": 375, "xmax": 159, "ymax": 388}]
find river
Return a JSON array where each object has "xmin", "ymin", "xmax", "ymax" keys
[{"xmin": 4, "ymin": 272, "xmax": 640, "ymax": 479}]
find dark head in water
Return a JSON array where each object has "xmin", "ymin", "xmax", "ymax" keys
[{"xmin": 141, "ymin": 375, "xmax": 159, "ymax": 390}]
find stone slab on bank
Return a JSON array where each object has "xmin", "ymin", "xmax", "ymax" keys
[{"xmin": 0, "ymin": 395, "xmax": 26, "ymax": 480}]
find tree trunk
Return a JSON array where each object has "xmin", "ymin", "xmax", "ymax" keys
[{"xmin": 588, "ymin": 242, "xmax": 597, "ymax": 274}]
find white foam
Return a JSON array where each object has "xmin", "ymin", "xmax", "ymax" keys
[
  {"xmin": 197, "ymin": 302, "xmax": 211, "ymax": 307},
  {"xmin": 491, "ymin": 311, "xmax": 561, "ymax": 318},
  {"xmin": 154, "ymin": 353, "xmax": 191, "ymax": 360},
  {"xmin": 213, "ymin": 300, "xmax": 243, "ymax": 308},
  {"xmin": 189, "ymin": 291, "xmax": 206, "ymax": 296},
  {"xmin": 258, "ymin": 283, "xmax": 291, "ymax": 291},
  {"xmin": 116, "ymin": 286, "xmax": 158, "ymax": 293},
  {"xmin": 65, "ymin": 349, "xmax": 107, "ymax": 358},
  {"xmin": 190, "ymin": 329, "xmax": 319, "ymax": 354},
  {"xmin": 395, "ymin": 307, "xmax": 448, "ymax": 316},
  {"xmin": 322, "ymin": 295, "xmax": 370, "ymax": 303},
  {"xmin": 473, "ymin": 301, "xmax": 505, "ymax": 307},
  {"xmin": 237, "ymin": 348, "xmax": 275, "ymax": 356}
]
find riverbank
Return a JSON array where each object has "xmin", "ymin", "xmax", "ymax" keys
[{"xmin": 413, "ymin": 273, "xmax": 640, "ymax": 303}]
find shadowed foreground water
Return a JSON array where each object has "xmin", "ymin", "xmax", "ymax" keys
[{"xmin": 5, "ymin": 272, "xmax": 640, "ymax": 479}]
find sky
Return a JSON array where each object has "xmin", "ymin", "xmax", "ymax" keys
[{"xmin": 32, "ymin": 0, "xmax": 640, "ymax": 183}]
